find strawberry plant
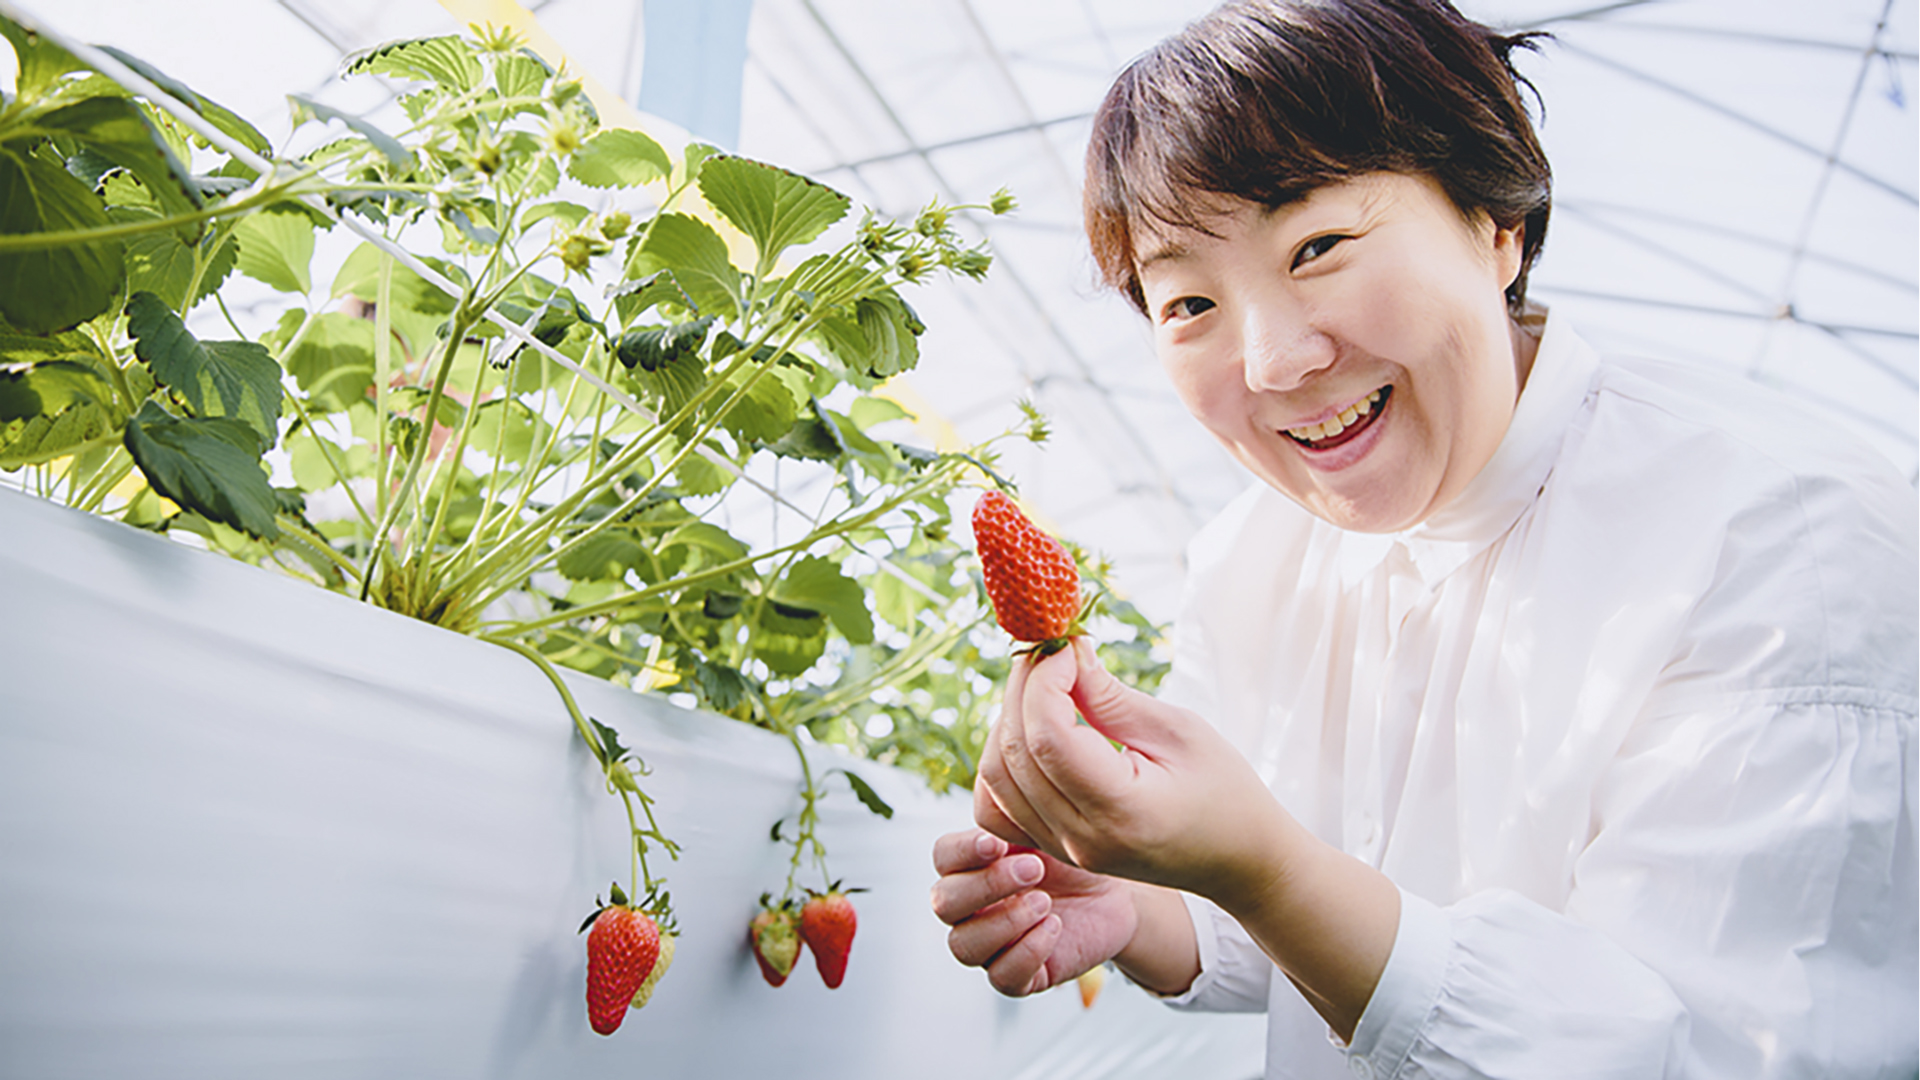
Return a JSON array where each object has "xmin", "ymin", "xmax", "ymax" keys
[{"xmin": 0, "ymin": 13, "xmax": 1170, "ymax": 1024}]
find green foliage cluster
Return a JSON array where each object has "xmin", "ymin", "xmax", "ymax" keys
[{"xmin": 0, "ymin": 21, "xmax": 1171, "ymax": 893}]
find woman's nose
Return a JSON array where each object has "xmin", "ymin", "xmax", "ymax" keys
[{"xmin": 1241, "ymin": 305, "xmax": 1335, "ymax": 394}]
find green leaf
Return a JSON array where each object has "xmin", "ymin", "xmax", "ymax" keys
[
  {"xmin": 627, "ymin": 213, "xmax": 740, "ymax": 320},
  {"xmin": 697, "ymin": 155, "xmax": 850, "ymax": 272},
  {"xmin": 0, "ymin": 359, "xmax": 115, "ymax": 422},
  {"xmin": 671, "ymin": 444, "xmax": 731, "ymax": 496},
  {"xmin": 687, "ymin": 654, "xmax": 749, "ymax": 712},
  {"xmin": 568, "ymin": 128, "xmax": 671, "ymax": 189},
  {"xmin": 556, "ymin": 524, "xmax": 649, "ymax": 582},
  {"xmin": 772, "ymin": 555, "xmax": 873, "ymax": 645},
  {"xmin": 122, "ymin": 400, "xmax": 278, "ymax": 539},
  {"xmin": 609, "ymin": 269, "xmax": 695, "ymax": 327},
  {"xmin": 662, "ymin": 520, "xmax": 750, "ymax": 564},
  {"xmin": 115, "ymin": 204, "xmax": 233, "ymax": 311},
  {"xmin": 0, "ymin": 402, "xmax": 118, "ymax": 469},
  {"xmin": 753, "ymin": 628, "xmax": 827, "ymax": 678},
  {"xmin": 814, "ymin": 292, "xmax": 921, "ymax": 380},
  {"xmin": 616, "ymin": 316, "xmax": 713, "ymax": 372},
  {"xmin": 493, "ymin": 53, "xmax": 550, "ymax": 106},
  {"xmin": 331, "ymin": 242, "xmax": 451, "ymax": 312},
  {"xmin": 849, "ymin": 394, "xmax": 913, "ymax": 430},
  {"xmin": 274, "ymin": 310, "xmax": 375, "ymax": 412},
  {"xmin": 494, "ymin": 131, "xmax": 555, "ymax": 197},
  {"xmin": 286, "ymin": 428, "xmax": 347, "ymax": 491},
  {"xmin": 768, "ymin": 407, "xmax": 844, "ymax": 462},
  {"xmin": 0, "ymin": 327, "xmax": 100, "ymax": 366},
  {"xmin": 125, "ymin": 291, "xmax": 283, "ymax": 446},
  {"xmin": 329, "ymin": 242, "xmax": 458, "ymax": 354},
  {"xmin": 470, "ymin": 396, "xmax": 547, "ymax": 461},
  {"xmin": 36, "ymin": 96, "xmax": 202, "ymax": 219},
  {"xmin": 587, "ymin": 717, "xmax": 630, "ymax": 768},
  {"xmin": 442, "ymin": 203, "xmax": 499, "ymax": 248},
  {"xmin": 0, "ymin": 147, "xmax": 125, "ymax": 334},
  {"xmin": 521, "ymin": 200, "xmax": 592, "ymax": 233},
  {"xmin": 343, "ymin": 35, "xmax": 483, "ymax": 93},
  {"xmin": 833, "ymin": 768, "xmax": 895, "ymax": 819},
  {"xmin": 288, "ymin": 94, "xmax": 411, "ymax": 169},
  {"xmin": 94, "ymin": 45, "xmax": 271, "ymax": 155},
  {"xmin": 233, "ymin": 209, "xmax": 315, "ymax": 294},
  {"xmin": 714, "ymin": 365, "xmax": 799, "ymax": 446},
  {"xmin": 0, "ymin": 15, "xmax": 84, "ymax": 98},
  {"xmin": 701, "ymin": 590, "xmax": 744, "ymax": 619}
]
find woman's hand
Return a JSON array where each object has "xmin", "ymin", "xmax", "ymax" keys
[
  {"xmin": 929, "ymin": 829, "xmax": 1141, "ymax": 996},
  {"xmin": 968, "ymin": 638, "xmax": 1401, "ymax": 1039},
  {"xmin": 973, "ymin": 638, "xmax": 1289, "ymax": 910}
]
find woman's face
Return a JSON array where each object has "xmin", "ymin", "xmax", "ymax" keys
[{"xmin": 1137, "ymin": 172, "xmax": 1532, "ymax": 534}]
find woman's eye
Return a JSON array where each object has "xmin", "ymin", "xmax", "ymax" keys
[
  {"xmin": 1293, "ymin": 234, "xmax": 1347, "ymax": 269},
  {"xmin": 1164, "ymin": 296, "xmax": 1216, "ymax": 321}
]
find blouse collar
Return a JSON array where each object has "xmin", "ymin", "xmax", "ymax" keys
[{"xmin": 1336, "ymin": 311, "xmax": 1600, "ymax": 590}]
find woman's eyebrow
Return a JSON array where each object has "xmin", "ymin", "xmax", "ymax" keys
[{"xmin": 1136, "ymin": 240, "xmax": 1192, "ymax": 273}]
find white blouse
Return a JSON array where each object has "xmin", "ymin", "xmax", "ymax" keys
[{"xmin": 1155, "ymin": 313, "xmax": 1919, "ymax": 1079}]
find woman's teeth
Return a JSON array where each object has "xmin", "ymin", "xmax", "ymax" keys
[{"xmin": 1287, "ymin": 389, "xmax": 1384, "ymax": 444}]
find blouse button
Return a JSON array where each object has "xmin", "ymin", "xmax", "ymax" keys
[{"xmin": 1348, "ymin": 1057, "xmax": 1376, "ymax": 1080}]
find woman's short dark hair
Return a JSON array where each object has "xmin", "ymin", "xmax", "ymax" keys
[{"xmin": 1084, "ymin": 0, "xmax": 1551, "ymax": 318}]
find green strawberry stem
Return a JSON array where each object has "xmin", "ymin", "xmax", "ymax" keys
[
  {"xmin": 485, "ymin": 634, "xmax": 677, "ymax": 903},
  {"xmin": 780, "ymin": 728, "xmax": 829, "ymax": 901}
]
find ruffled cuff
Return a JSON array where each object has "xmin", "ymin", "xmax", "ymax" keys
[
  {"xmin": 1342, "ymin": 886, "xmax": 1452, "ymax": 1078},
  {"xmin": 1151, "ymin": 892, "xmax": 1272, "ymax": 1013}
]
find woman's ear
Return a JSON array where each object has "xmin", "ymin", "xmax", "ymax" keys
[{"xmin": 1490, "ymin": 219, "xmax": 1525, "ymax": 292}]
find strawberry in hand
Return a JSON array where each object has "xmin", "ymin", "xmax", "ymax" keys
[{"xmin": 971, "ymin": 490, "xmax": 1084, "ymax": 656}]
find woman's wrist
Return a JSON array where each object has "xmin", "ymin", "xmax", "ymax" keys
[
  {"xmin": 1207, "ymin": 811, "xmax": 1400, "ymax": 1041},
  {"xmin": 1111, "ymin": 881, "xmax": 1202, "ymax": 996}
]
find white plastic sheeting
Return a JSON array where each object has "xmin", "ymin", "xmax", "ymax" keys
[{"xmin": 0, "ymin": 488, "xmax": 1264, "ymax": 1080}]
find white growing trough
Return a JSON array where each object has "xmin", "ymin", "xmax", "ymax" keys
[{"xmin": 0, "ymin": 487, "xmax": 1263, "ymax": 1079}]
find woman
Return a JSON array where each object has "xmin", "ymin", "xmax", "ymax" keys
[{"xmin": 929, "ymin": 2, "xmax": 1919, "ymax": 1077}]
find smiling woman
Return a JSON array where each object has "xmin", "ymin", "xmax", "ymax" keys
[{"xmin": 929, "ymin": 2, "xmax": 1919, "ymax": 1079}]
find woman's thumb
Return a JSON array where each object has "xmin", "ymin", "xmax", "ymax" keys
[{"xmin": 1066, "ymin": 638, "xmax": 1179, "ymax": 753}]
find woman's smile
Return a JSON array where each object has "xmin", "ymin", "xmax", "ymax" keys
[{"xmin": 1282, "ymin": 386, "xmax": 1390, "ymax": 454}]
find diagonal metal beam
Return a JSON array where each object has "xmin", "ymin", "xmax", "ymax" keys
[
  {"xmin": 1577, "ymin": 20, "xmax": 1919, "ymax": 61},
  {"xmin": 1554, "ymin": 38, "xmax": 1917, "ymax": 206},
  {"xmin": 825, "ymin": 112, "xmax": 1094, "ymax": 171},
  {"xmin": 1500, "ymin": 0, "xmax": 1662, "ymax": 31},
  {"xmin": 1557, "ymin": 197, "xmax": 1918, "ymax": 293},
  {"xmin": 1762, "ymin": 0, "xmax": 1902, "ymax": 366},
  {"xmin": 1552, "ymin": 202, "xmax": 1773, "ymax": 305}
]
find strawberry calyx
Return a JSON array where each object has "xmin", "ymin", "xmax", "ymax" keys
[
  {"xmin": 579, "ymin": 880, "xmax": 678, "ymax": 936},
  {"xmin": 1012, "ymin": 584, "xmax": 1104, "ymax": 659}
]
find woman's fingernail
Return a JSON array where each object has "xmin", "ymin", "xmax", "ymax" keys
[
  {"xmin": 1024, "ymin": 891, "xmax": 1051, "ymax": 917},
  {"xmin": 1011, "ymin": 853, "xmax": 1044, "ymax": 885},
  {"xmin": 976, "ymin": 833, "xmax": 1003, "ymax": 860}
]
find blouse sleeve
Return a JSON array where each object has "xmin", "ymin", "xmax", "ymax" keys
[
  {"xmin": 1344, "ymin": 694, "xmax": 1918, "ymax": 1080},
  {"xmin": 1150, "ymin": 892, "xmax": 1273, "ymax": 1014}
]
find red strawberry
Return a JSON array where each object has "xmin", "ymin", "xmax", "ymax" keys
[
  {"xmin": 749, "ymin": 899, "xmax": 804, "ymax": 987},
  {"xmin": 971, "ymin": 490, "xmax": 1082, "ymax": 652},
  {"xmin": 582, "ymin": 884, "xmax": 662, "ymax": 1035},
  {"xmin": 799, "ymin": 888, "xmax": 858, "ymax": 989}
]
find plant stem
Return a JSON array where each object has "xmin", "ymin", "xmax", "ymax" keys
[{"xmin": 0, "ymin": 180, "xmax": 309, "ymax": 253}]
